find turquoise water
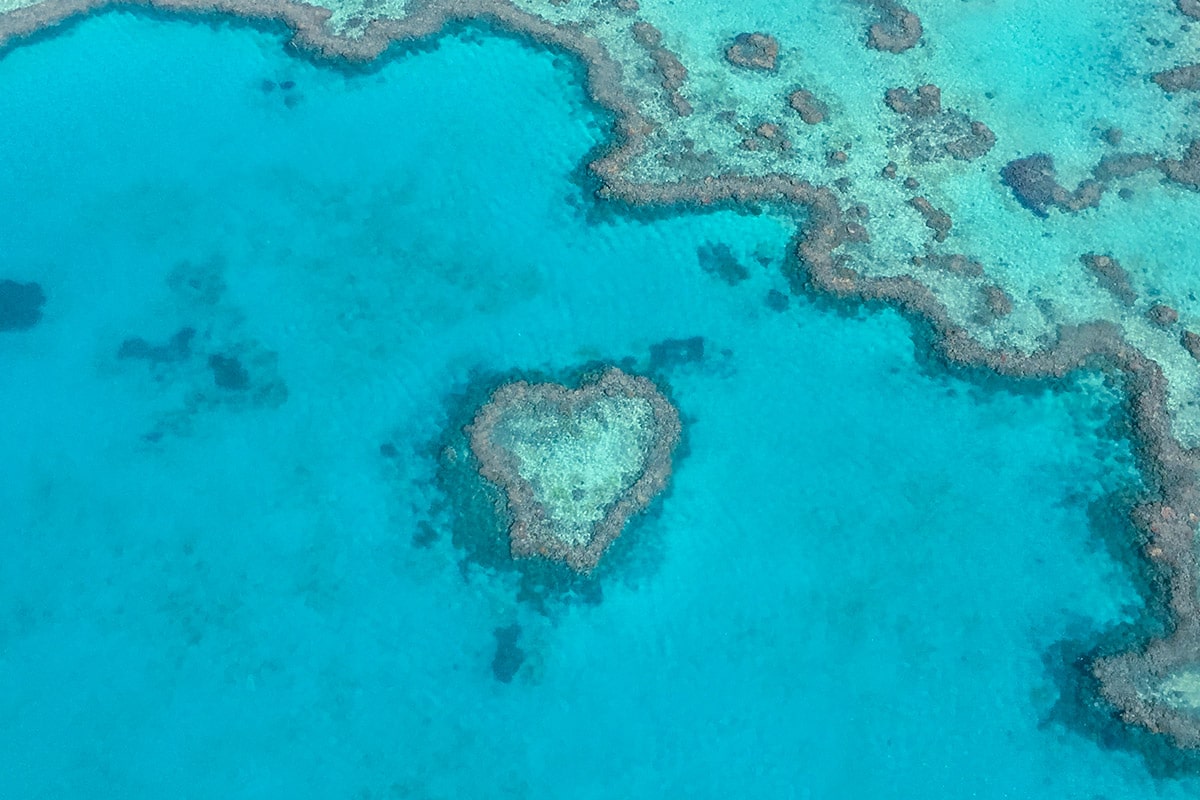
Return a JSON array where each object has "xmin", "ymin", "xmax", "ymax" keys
[{"xmin": 0, "ymin": 12, "xmax": 1192, "ymax": 798}]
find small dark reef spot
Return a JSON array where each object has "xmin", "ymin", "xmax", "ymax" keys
[
  {"xmin": 649, "ymin": 336, "xmax": 705, "ymax": 371},
  {"xmin": 491, "ymin": 624, "xmax": 525, "ymax": 683},
  {"xmin": 411, "ymin": 520, "xmax": 438, "ymax": 549},
  {"xmin": 0, "ymin": 279, "xmax": 46, "ymax": 332},
  {"xmin": 118, "ymin": 327, "xmax": 195, "ymax": 363},
  {"xmin": 697, "ymin": 242, "xmax": 749, "ymax": 285},
  {"xmin": 208, "ymin": 353, "xmax": 251, "ymax": 390}
]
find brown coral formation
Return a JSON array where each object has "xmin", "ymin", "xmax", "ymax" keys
[
  {"xmin": 908, "ymin": 196, "xmax": 952, "ymax": 242},
  {"xmin": 1184, "ymin": 331, "xmax": 1200, "ymax": 362},
  {"xmin": 1179, "ymin": 0, "xmax": 1200, "ymax": 19},
  {"xmin": 631, "ymin": 21, "xmax": 692, "ymax": 116},
  {"xmin": 944, "ymin": 121, "xmax": 996, "ymax": 161},
  {"xmin": 865, "ymin": 1, "xmax": 923, "ymax": 53},
  {"xmin": 467, "ymin": 368, "xmax": 681, "ymax": 574},
  {"xmin": 885, "ymin": 84, "xmax": 941, "ymax": 116},
  {"xmin": 1153, "ymin": 64, "xmax": 1200, "ymax": 92},
  {"xmin": 1149, "ymin": 304, "xmax": 1180, "ymax": 327},
  {"xmin": 1081, "ymin": 253, "xmax": 1137, "ymax": 306},
  {"xmin": 885, "ymin": 85, "xmax": 995, "ymax": 163},
  {"xmin": 1000, "ymin": 154, "xmax": 1105, "ymax": 217},
  {"xmin": 980, "ymin": 285, "xmax": 1014, "ymax": 319},
  {"xmin": 1092, "ymin": 152, "xmax": 1159, "ymax": 182},
  {"xmin": 1004, "ymin": 142, "xmax": 1198, "ymax": 220},
  {"xmin": 724, "ymin": 32, "xmax": 779, "ymax": 71},
  {"xmin": 913, "ymin": 253, "xmax": 984, "ymax": 278},
  {"xmin": 1161, "ymin": 140, "xmax": 1200, "ymax": 190},
  {"xmin": 734, "ymin": 119, "xmax": 791, "ymax": 153},
  {"xmin": 788, "ymin": 88, "xmax": 828, "ymax": 124}
]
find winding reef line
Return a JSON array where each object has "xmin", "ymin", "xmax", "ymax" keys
[{"xmin": 3, "ymin": 0, "xmax": 1200, "ymax": 751}]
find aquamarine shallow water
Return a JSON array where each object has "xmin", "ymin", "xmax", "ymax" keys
[{"xmin": 0, "ymin": 12, "xmax": 1192, "ymax": 798}]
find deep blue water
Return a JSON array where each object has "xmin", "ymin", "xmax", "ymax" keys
[{"xmin": 0, "ymin": 12, "xmax": 1190, "ymax": 798}]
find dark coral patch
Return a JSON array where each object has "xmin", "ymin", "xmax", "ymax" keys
[
  {"xmin": 913, "ymin": 253, "xmax": 984, "ymax": 278},
  {"xmin": 0, "ymin": 279, "xmax": 46, "ymax": 331},
  {"xmin": 697, "ymin": 242, "xmax": 749, "ymax": 284},
  {"xmin": 1183, "ymin": 331, "xmax": 1200, "ymax": 361},
  {"xmin": 908, "ymin": 196, "xmax": 952, "ymax": 242},
  {"xmin": 1161, "ymin": 141, "xmax": 1200, "ymax": 190},
  {"xmin": 649, "ymin": 336, "xmax": 705, "ymax": 371},
  {"xmin": 118, "ymin": 326, "xmax": 195, "ymax": 363},
  {"xmin": 1093, "ymin": 153, "xmax": 1159, "ymax": 182},
  {"xmin": 944, "ymin": 121, "xmax": 996, "ymax": 161},
  {"xmin": 788, "ymin": 88, "xmax": 827, "ymax": 124},
  {"xmin": 1149, "ymin": 304, "xmax": 1179, "ymax": 327},
  {"xmin": 980, "ymin": 285, "xmax": 1013, "ymax": 320},
  {"xmin": 724, "ymin": 32, "xmax": 779, "ymax": 71},
  {"xmin": 207, "ymin": 353, "xmax": 251, "ymax": 390},
  {"xmin": 412, "ymin": 520, "xmax": 438, "ymax": 549},
  {"xmin": 885, "ymin": 85, "xmax": 994, "ymax": 163},
  {"xmin": 885, "ymin": 84, "xmax": 940, "ymax": 116},
  {"xmin": 631, "ymin": 22, "xmax": 692, "ymax": 116},
  {"xmin": 1154, "ymin": 64, "xmax": 1200, "ymax": 92},
  {"xmin": 491, "ymin": 624, "xmax": 525, "ymax": 683},
  {"xmin": 1081, "ymin": 254, "xmax": 1137, "ymax": 307},
  {"xmin": 1001, "ymin": 154, "xmax": 1104, "ymax": 217},
  {"xmin": 866, "ymin": 1, "xmax": 923, "ymax": 53}
]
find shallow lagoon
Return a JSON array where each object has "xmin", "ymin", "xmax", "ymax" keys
[{"xmin": 0, "ymin": 13, "xmax": 1192, "ymax": 798}]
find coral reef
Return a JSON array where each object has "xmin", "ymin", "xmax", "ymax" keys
[
  {"xmin": 3, "ymin": 0, "xmax": 1200, "ymax": 752},
  {"xmin": 467, "ymin": 368, "xmax": 680, "ymax": 574}
]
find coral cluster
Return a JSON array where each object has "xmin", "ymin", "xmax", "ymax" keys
[{"xmin": 467, "ymin": 368, "xmax": 680, "ymax": 573}]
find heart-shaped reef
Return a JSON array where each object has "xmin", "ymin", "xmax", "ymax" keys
[{"xmin": 467, "ymin": 367, "xmax": 681, "ymax": 573}]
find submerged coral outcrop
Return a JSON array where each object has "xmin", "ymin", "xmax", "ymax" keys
[
  {"xmin": 0, "ymin": 278, "xmax": 45, "ymax": 331},
  {"xmin": 467, "ymin": 368, "xmax": 680, "ymax": 574}
]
